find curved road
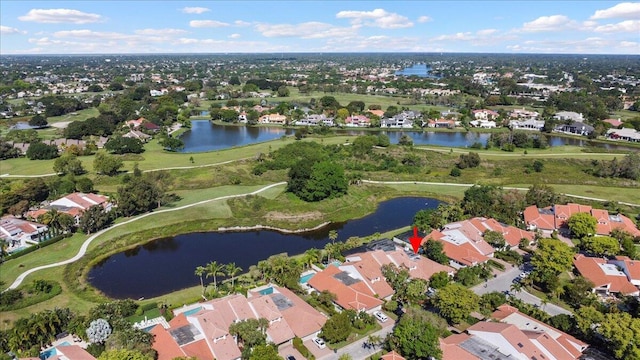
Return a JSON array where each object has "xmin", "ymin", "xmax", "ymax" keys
[{"xmin": 5, "ymin": 182, "xmax": 286, "ymax": 290}]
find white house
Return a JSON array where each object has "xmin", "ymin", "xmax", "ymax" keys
[{"xmin": 509, "ymin": 119, "xmax": 545, "ymax": 131}]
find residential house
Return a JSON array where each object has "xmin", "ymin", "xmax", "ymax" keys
[
  {"xmin": 472, "ymin": 109, "xmax": 499, "ymax": 121},
  {"xmin": 509, "ymin": 119, "xmax": 545, "ymax": 131},
  {"xmin": 606, "ymin": 128, "xmax": 640, "ymax": 142},
  {"xmin": 44, "ymin": 345, "xmax": 97, "ymax": 360},
  {"xmin": 443, "ymin": 304, "xmax": 588, "ymax": 360},
  {"xmin": 440, "ymin": 110, "xmax": 461, "ymax": 120},
  {"xmin": 609, "ymin": 256, "xmax": 640, "ymax": 288},
  {"xmin": 523, "ymin": 203, "xmax": 640, "ymax": 237},
  {"xmin": 295, "ymin": 114, "xmax": 334, "ymax": 127},
  {"xmin": 554, "ymin": 121, "xmax": 594, "ymax": 136},
  {"xmin": 153, "ymin": 288, "xmax": 325, "ymax": 360},
  {"xmin": 509, "ymin": 108, "xmax": 539, "ymax": 120},
  {"xmin": 125, "ymin": 117, "xmax": 146, "ymax": 128},
  {"xmin": 603, "ymin": 118, "xmax": 623, "ymax": 128},
  {"xmin": 345, "ymin": 115, "xmax": 371, "ymax": 127},
  {"xmin": 469, "ymin": 119, "xmax": 496, "ymax": 128},
  {"xmin": 141, "ymin": 121, "xmax": 161, "ymax": 132},
  {"xmin": 27, "ymin": 193, "xmax": 112, "ymax": 225},
  {"xmin": 380, "ymin": 117, "xmax": 413, "ymax": 128},
  {"xmin": 426, "ymin": 118, "xmax": 456, "ymax": 129},
  {"xmin": 123, "ymin": 130, "xmax": 152, "ymax": 141},
  {"xmin": 0, "ymin": 215, "xmax": 48, "ymax": 250},
  {"xmin": 258, "ymin": 113, "xmax": 287, "ymax": 125},
  {"xmin": 368, "ymin": 109, "xmax": 385, "ymax": 118},
  {"xmin": 554, "ymin": 111, "xmax": 584, "ymax": 122},
  {"xmin": 573, "ymin": 254, "xmax": 639, "ymax": 297},
  {"xmin": 308, "ymin": 264, "xmax": 384, "ymax": 313},
  {"xmin": 380, "ymin": 351, "xmax": 406, "ymax": 360}
]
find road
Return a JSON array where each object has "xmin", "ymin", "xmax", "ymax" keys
[
  {"xmin": 471, "ymin": 265, "xmax": 571, "ymax": 316},
  {"xmin": 5, "ymin": 182, "xmax": 287, "ymax": 291}
]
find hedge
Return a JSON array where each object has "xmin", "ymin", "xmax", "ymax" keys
[
  {"xmin": 5, "ymin": 233, "xmax": 71, "ymax": 260},
  {"xmin": 293, "ymin": 337, "xmax": 315, "ymax": 360}
]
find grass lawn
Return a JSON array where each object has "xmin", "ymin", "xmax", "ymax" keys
[{"xmin": 46, "ymin": 107, "xmax": 100, "ymax": 125}]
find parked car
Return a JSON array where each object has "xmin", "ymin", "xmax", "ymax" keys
[
  {"xmin": 313, "ymin": 337, "xmax": 326, "ymax": 349},
  {"xmin": 374, "ymin": 311, "xmax": 389, "ymax": 323},
  {"xmin": 286, "ymin": 356, "xmax": 296, "ymax": 360}
]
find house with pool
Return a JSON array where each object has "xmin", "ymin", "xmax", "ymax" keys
[{"xmin": 151, "ymin": 285, "xmax": 326, "ymax": 360}]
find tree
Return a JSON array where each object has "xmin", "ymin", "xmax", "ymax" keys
[
  {"xmin": 567, "ymin": 212, "xmax": 597, "ymax": 239},
  {"xmin": 276, "ymin": 85, "xmax": 290, "ymax": 97},
  {"xmin": 405, "ymin": 278, "xmax": 428, "ymax": 305},
  {"xmin": 525, "ymin": 184, "xmax": 558, "ymax": 208},
  {"xmin": 563, "ymin": 276, "xmax": 596, "ymax": 309},
  {"xmin": 159, "ymin": 136, "xmax": 184, "ymax": 152},
  {"xmin": 398, "ymin": 134, "xmax": 413, "ymax": 146},
  {"xmin": 532, "ymin": 160, "xmax": 544, "ymax": 172},
  {"xmin": 53, "ymin": 154, "xmax": 85, "ymax": 175},
  {"xmin": 0, "ymin": 139, "xmax": 21, "ymax": 160},
  {"xmin": 575, "ymin": 305, "xmax": 604, "ymax": 339},
  {"xmin": 29, "ymin": 114, "xmax": 48, "ymax": 128},
  {"xmin": 287, "ymin": 160, "xmax": 348, "ymax": 202},
  {"xmin": 93, "ymin": 152, "xmax": 123, "ymax": 176},
  {"xmin": 597, "ymin": 312, "xmax": 640, "ymax": 359},
  {"xmin": 116, "ymin": 178, "xmax": 160, "ymax": 216},
  {"xmin": 530, "ymin": 239, "xmax": 574, "ymax": 289},
  {"xmin": 206, "ymin": 261, "xmax": 225, "ymax": 291},
  {"xmin": 97, "ymin": 349, "xmax": 152, "ymax": 360},
  {"xmin": 79, "ymin": 205, "xmax": 112, "ymax": 234},
  {"xmin": 484, "ymin": 230, "xmax": 506, "ymax": 249},
  {"xmin": 26, "ymin": 142, "xmax": 59, "ymax": 160},
  {"xmin": 457, "ymin": 152, "xmax": 481, "ymax": 169},
  {"xmin": 319, "ymin": 311, "xmax": 351, "ymax": 344},
  {"xmin": 580, "ymin": 235, "xmax": 619, "ymax": 257},
  {"xmin": 225, "ymin": 262, "xmax": 242, "ymax": 289},
  {"xmin": 249, "ymin": 343, "xmax": 283, "ymax": 360},
  {"xmin": 86, "ymin": 318, "xmax": 112, "ymax": 344},
  {"xmin": 388, "ymin": 307, "xmax": 443, "ymax": 360},
  {"xmin": 429, "ymin": 271, "xmax": 450, "ymax": 289},
  {"xmin": 433, "ymin": 283, "xmax": 479, "ymax": 324},
  {"xmin": 229, "ymin": 318, "xmax": 268, "ymax": 349},
  {"xmin": 194, "ymin": 266, "xmax": 206, "ymax": 294},
  {"xmin": 422, "ymin": 239, "xmax": 449, "ymax": 265},
  {"xmin": 105, "ymin": 137, "xmax": 144, "ymax": 154}
]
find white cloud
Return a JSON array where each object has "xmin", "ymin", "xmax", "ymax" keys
[
  {"xmin": 431, "ymin": 32, "xmax": 474, "ymax": 41},
  {"xmin": 522, "ymin": 15, "xmax": 574, "ymax": 32},
  {"xmin": 417, "ymin": 16, "xmax": 432, "ymax": 23},
  {"xmin": 476, "ymin": 28, "xmax": 498, "ymax": 36},
  {"xmin": 135, "ymin": 28, "xmax": 188, "ymax": 36},
  {"xmin": 189, "ymin": 20, "xmax": 230, "ymax": 28},
  {"xmin": 18, "ymin": 8, "xmax": 102, "ymax": 24},
  {"xmin": 430, "ymin": 29, "xmax": 509, "ymax": 44},
  {"xmin": 234, "ymin": 20, "xmax": 251, "ymax": 27},
  {"xmin": 181, "ymin": 7, "xmax": 210, "ymax": 14},
  {"xmin": 255, "ymin": 22, "xmax": 353, "ymax": 39},
  {"xmin": 594, "ymin": 20, "xmax": 640, "ymax": 33},
  {"xmin": 1, "ymin": 25, "xmax": 25, "ymax": 35},
  {"xmin": 229, "ymin": 33, "xmax": 241, "ymax": 39},
  {"xmin": 507, "ymin": 37, "xmax": 640, "ymax": 54},
  {"xmin": 336, "ymin": 8, "xmax": 413, "ymax": 29},
  {"xmin": 591, "ymin": 2, "xmax": 640, "ymax": 19}
]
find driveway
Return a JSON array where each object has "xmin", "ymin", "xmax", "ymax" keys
[
  {"xmin": 471, "ymin": 265, "xmax": 571, "ymax": 316},
  {"xmin": 318, "ymin": 318, "xmax": 395, "ymax": 360}
]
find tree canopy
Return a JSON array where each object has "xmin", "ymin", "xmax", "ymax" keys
[
  {"xmin": 433, "ymin": 283, "xmax": 479, "ymax": 324},
  {"xmin": 388, "ymin": 307, "xmax": 444, "ymax": 360}
]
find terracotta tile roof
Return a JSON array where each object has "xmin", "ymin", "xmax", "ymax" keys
[
  {"xmin": 273, "ymin": 286, "xmax": 326, "ymax": 338},
  {"xmin": 248, "ymin": 295, "xmax": 295, "ymax": 345},
  {"xmin": 380, "ymin": 350, "xmax": 407, "ymax": 360},
  {"xmin": 55, "ymin": 345, "xmax": 97, "ymax": 360},
  {"xmin": 308, "ymin": 265, "xmax": 382, "ymax": 311},
  {"xmin": 386, "ymin": 250, "xmax": 455, "ymax": 280},
  {"xmin": 468, "ymin": 322, "xmax": 549, "ymax": 359},
  {"xmin": 437, "ymin": 239, "xmax": 488, "ymax": 267},
  {"xmin": 439, "ymin": 335, "xmax": 481, "ymax": 360},
  {"xmin": 573, "ymin": 254, "xmax": 640, "ymax": 296},
  {"xmin": 492, "ymin": 304, "xmax": 588, "ymax": 357},
  {"xmin": 612, "ymin": 256, "xmax": 640, "ymax": 283},
  {"xmin": 151, "ymin": 326, "xmax": 186, "ymax": 360},
  {"xmin": 612, "ymin": 214, "xmax": 640, "ymax": 237},
  {"xmin": 182, "ymin": 339, "xmax": 216, "ymax": 360},
  {"xmin": 523, "ymin": 205, "xmax": 556, "ymax": 231}
]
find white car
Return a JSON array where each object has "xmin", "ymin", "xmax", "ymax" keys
[
  {"xmin": 374, "ymin": 311, "xmax": 389, "ymax": 323},
  {"xmin": 313, "ymin": 337, "xmax": 326, "ymax": 349}
]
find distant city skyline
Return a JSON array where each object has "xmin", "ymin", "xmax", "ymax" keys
[{"xmin": 1, "ymin": 1, "xmax": 638, "ymax": 55}]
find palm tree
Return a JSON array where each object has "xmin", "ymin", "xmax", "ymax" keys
[
  {"xmin": 205, "ymin": 261, "xmax": 225, "ymax": 291},
  {"xmin": 329, "ymin": 230, "xmax": 338, "ymax": 245},
  {"xmin": 39, "ymin": 209, "xmax": 62, "ymax": 235},
  {"xmin": 368, "ymin": 334, "xmax": 382, "ymax": 349},
  {"xmin": 195, "ymin": 266, "xmax": 206, "ymax": 294},
  {"xmin": 225, "ymin": 262, "xmax": 242, "ymax": 290},
  {"xmin": 303, "ymin": 248, "xmax": 321, "ymax": 269}
]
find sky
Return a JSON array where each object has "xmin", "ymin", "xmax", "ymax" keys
[{"xmin": 0, "ymin": 1, "xmax": 639, "ymax": 55}]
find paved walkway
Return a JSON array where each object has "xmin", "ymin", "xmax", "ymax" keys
[{"xmin": 5, "ymin": 182, "xmax": 287, "ymax": 290}]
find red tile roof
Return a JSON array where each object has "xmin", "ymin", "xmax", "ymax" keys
[
  {"xmin": 381, "ymin": 350, "xmax": 407, "ymax": 360},
  {"xmin": 308, "ymin": 265, "xmax": 383, "ymax": 311},
  {"xmin": 573, "ymin": 254, "xmax": 640, "ymax": 296},
  {"xmin": 55, "ymin": 345, "xmax": 97, "ymax": 360},
  {"xmin": 523, "ymin": 205, "xmax": 556, "ymax": 231},
  {"xmin": 439, "ymin": 334, "xmax": 481, "ymax": 360},
  {"xmin": 272, "ymin": 286, "xmax": 327, "ymax": 338}
]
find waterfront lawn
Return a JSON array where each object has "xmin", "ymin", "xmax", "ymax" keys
[{"xmin": 46, "ymin": 107, "xmax": 100, "ymax": 125}]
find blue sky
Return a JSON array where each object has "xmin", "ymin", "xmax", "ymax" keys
[{"xmin": 1, "ymin": 1, "xmax": 638, "ymax": 54}]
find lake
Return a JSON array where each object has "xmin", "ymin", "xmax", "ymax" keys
[
  {"xmin": 88, "ymin": 197, "xmax": 440, "ymax": 299},
  {"xmin": 395, "ymin": 63, "xmax": 438, "ymax": 78},
  {"xmin": 179, "ymin": 120, "xmax": 631, "ymax": 153}
]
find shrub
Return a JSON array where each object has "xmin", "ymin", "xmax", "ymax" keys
[
  {"xmin": 293, "ymin": 337, "xmax": 315, "ymax": 360},
  {"xmin": 450, "ymin": 167, "xmax": 461, "ymax": 177}
]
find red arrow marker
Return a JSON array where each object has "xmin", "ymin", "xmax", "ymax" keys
[{"xmin": 409, "ymin": 226, "xmax": 422, "ymax": 254}]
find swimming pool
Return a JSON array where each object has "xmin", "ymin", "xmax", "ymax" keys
[
  {"xmin": 299, "ymin": 273, "xmax": 315, "ymax": 284},
  {"xmin": 40, "ymin": 348, "xmax": 57, "ymax": 360},
  {"xmin": 183, "ymin": 306, "xmax": 202, "ymax": 316},
  {"xmin": 258, "ymin": 287, "xmax": 274, "ymax": 295}
]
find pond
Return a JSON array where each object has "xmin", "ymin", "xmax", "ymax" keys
[
  {"xmin": 395, "ymin": 63, "xmax": 438, "ymax": 78},
  {"xmin": 180, "ymin": 121, "xmax": 635, "ymax": 153},
  {"xmin": 88, "ymin": 197, "xmax": 440, "ymax": 299}
]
